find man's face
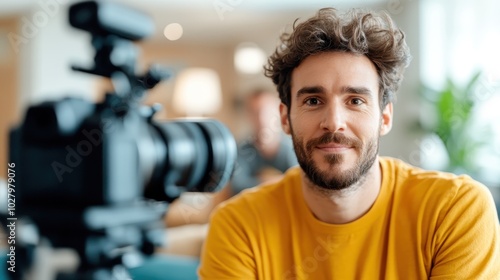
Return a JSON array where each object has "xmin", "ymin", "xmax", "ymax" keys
[
  {"xmin": 280, "ymin": 51, "xmax": 393, "ymax": 190},
  {"xmin": 247, "ymin": 93, "xmax": 281, "ymax": 135}
]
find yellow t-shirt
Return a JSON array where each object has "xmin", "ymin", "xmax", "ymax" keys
[{"xmin": 199, "ymin": 157, "xmax": 500, "ymax": 279}]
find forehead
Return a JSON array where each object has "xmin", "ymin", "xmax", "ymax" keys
[{"xmin": 291, "ymin": 52, "xmax": 379, "ymax": 95}]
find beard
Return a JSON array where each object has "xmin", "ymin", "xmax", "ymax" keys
[{"xmin": 291, "ymin": 128, "xmax": 379, "ymax": 192}]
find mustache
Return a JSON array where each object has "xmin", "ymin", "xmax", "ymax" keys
[{"xmin": 306, "ymin": 132, "xmax": 362, "ymax": 151}]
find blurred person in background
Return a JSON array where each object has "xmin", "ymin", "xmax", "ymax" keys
[{"xmin": 230, "ymin": 88, "xmax": 298, "ymax": 194}]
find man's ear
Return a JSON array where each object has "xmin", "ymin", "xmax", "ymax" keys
[
  {"xmin": 380, "ymin": 102, "xmax": 393, "ymax": 136},
  {"xmin": 280, "ymin": 103, "xmax": 291, "ymax": 135}
]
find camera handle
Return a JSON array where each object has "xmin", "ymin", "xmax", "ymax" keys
[{"xmin": 71, "ymin": 34, "xmax": 171, "ymax": 113}]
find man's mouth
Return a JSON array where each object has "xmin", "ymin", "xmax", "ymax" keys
[{"xmin": 316, "ymin": 143, "xmax": 351, "ymax": 153}]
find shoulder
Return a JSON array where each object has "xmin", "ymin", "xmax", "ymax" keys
[
  {"xmin": 382, "ymin": 156, "xmax": 491, "ymax": 196},
  {"xmin": 380, "ymin": 157, "xmax": 500, "ymax": 278},
  {"xmin": 381, "ymin": 157, "xmax": 496, "ymax": 221}
]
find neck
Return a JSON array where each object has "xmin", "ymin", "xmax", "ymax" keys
[{"xmin": 301, "ymin": 158, "xmax": 382, "ymax": 224}]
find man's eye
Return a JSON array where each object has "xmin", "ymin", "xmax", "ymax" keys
[
  {"xmin": 305, "ymin": 98, "xmax": 320, "ymax": 106},
  {"xmin": 350, "ymin": 98, "xmax": 365, "ymax": 105}
]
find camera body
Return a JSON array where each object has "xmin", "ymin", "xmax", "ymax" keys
[
  {"xmin": 11, "ymin": 96, "xmax": 144, "ymax": 209},
  {"xmin": 11, "ymin": 93, "xmax": 237, "ymax": 208},
  {"xmin": 10, "ymin": 92, "xmax": 236, "ymax": 231}
]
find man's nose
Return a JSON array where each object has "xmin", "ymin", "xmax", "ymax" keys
[{"xmin": 319, "ymin": 102, "xmax": 346, "ymax": 133}]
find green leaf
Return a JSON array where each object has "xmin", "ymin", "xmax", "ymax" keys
[{"xmin": 419, "ymin": 71, "xmax": 489, "ymax": 174}]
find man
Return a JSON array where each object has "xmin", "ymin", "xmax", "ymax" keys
[{"xmin": 199, "ymin": 8, "xmax": 500, "ymax": 279}]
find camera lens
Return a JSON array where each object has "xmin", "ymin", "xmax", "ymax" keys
[{"xmin": 143, "ymin": 119, "xmax": 237, "ymax": 202}]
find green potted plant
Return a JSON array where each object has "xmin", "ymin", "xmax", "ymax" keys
[{"xmin": 419, "ymin": 71, "xmax": 489, "ymax": 175}]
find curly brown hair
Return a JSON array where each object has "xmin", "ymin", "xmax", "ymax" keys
[{"xmin": 264, "ymin": 8, "xmax": 411, "ymax": 110}]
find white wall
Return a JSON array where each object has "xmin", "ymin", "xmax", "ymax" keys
[{"xmin": 17, "ymin": 0, "xmax": 95, "ymax": 108}]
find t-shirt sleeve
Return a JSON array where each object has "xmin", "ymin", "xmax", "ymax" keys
[
  {"xmin": 430, "ymin": 180, "xmax": 500, "ymax": 279},
  {"xmin": 198, "ymin": 202, "xmax": 257, "ymax": 279}
]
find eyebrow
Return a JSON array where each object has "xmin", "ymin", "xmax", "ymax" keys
[
  {"xmin": 296, "ymin": 86, "xmax": 325, "ymax": 97},
  {"xmin": 295, "ymin": 85, "xmax": 374, "ymax": 98},
  {"xmin": 341, "ymin": 86, "xmax": 373, "ymax": 96}
]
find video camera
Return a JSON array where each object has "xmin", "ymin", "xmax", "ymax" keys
[{"xmin": 7, "ymin": 1, "xmax": 237, "ymax": 279}]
